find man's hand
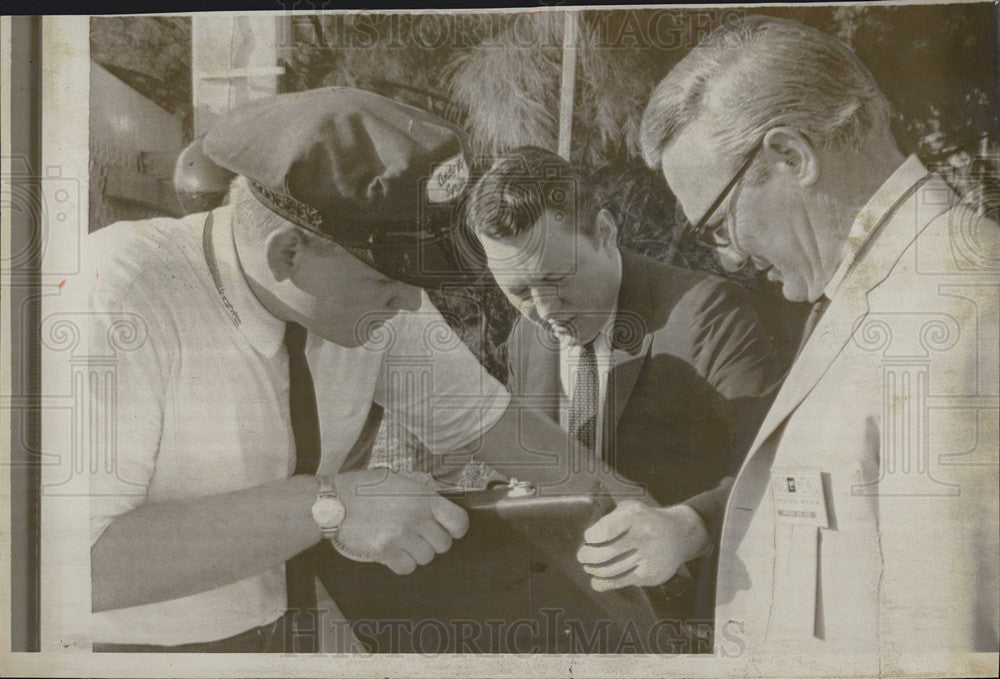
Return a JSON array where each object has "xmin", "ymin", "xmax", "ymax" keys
[
  {"xmin": 576, "ymin": 501, "xmax": 710, "ymax": 592},
  {"xmin": 331, "ymin": 470, "xmax": 469, "ymax": 575}
]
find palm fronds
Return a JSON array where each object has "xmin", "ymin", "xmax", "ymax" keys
[{"xmin": 446, "ymin": 13, "xmax": 564, "ymax": 160}]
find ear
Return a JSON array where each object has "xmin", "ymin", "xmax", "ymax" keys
[
  {"xmin": 264, "ymin": 226, "xmax": 305, "ymax": 282},
  {"xmin": 594, "ymin": 208, "xmax": 619, "ymax": 252},
  {"xmin": 762, "ymin": 127, "xmax": 819, "ymax": 187}
]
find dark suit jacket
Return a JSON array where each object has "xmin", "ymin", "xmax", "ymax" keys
[{"xmin": 505, "ymin": 247, "xmax": 783, "ymax": 507}]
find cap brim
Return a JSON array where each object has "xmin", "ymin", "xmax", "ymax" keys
[{"xmin": 342, "ymin": 224, "xmax": 487, "ymax": 290}]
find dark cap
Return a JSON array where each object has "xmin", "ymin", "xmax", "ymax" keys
[{"xmin": 203, "ymin": 87, "xmax": 477, "ymax": 288}]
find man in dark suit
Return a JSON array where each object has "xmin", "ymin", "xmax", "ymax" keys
[{"xmin": 464, "ymin": 146, "xmax": 784, "ymax": 594}]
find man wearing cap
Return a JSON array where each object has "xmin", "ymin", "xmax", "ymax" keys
[
  {"xmin": 84, "ymin": 88, "xmax": 614, "ymax": 652},
  {"xmin": 638, "ymin": 16, "xmax": 999, "ymax": 671}
]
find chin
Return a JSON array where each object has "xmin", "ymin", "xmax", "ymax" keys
[
  {"xmin": 781, "ymin": 284, "xmax": 811, "ymax": 303},
  {"xmin": 321, "ymin": 329, "xmax": 363, "ymax": 348}
]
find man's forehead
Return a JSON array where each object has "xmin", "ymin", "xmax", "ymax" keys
[
  {"xmin": 482, "ymin": 218, "xmax": 577, "ymax": 280},
  {"xmin": 482, "ymin": 232, "xmax": 543, "ymax": 271}
]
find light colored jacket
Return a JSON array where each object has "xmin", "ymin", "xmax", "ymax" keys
[{"xmin": 715, "ymin": 158, "xmax": 1000, "ymax": 676}]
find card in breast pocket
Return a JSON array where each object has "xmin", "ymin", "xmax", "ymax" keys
[{"xmin": 771, "ymin": 466, "xmax": 829, "ymax": 528}]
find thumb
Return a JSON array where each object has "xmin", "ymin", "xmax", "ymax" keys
[
  {"xmin": 431, "ymin": 495, "xmax": 470, "ymax": 539},
  {"xmin": 584, "ymin": 504, "xmax": 635, "ymax": 544}
]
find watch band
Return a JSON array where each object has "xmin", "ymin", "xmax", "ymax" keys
[{"xmin": 318, "ymin": 474, "xmax": 337, "ymax": 498}]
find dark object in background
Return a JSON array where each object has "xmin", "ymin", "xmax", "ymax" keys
[
  {"xmin": 173, "ymin": 135, "xmax": 235, "ymax": 215},
  {"xmin": 317, "ymin": 480, "xmax": 710, "ymax": 654}
]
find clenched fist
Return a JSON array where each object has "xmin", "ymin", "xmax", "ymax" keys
[{"xmin": 330, "ymin": 470, "xmax": 469, "ymax": 575}]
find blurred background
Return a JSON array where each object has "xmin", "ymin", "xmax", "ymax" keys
[{"xmin": 89, "ymin": 5, "xmax": 1000, "ymax": 480}]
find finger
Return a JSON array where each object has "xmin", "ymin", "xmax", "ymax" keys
[
  {"xmin": 397, "ymin": 533, "xmax": 436, "ymax": 567},
  {"xmin": 381, "ymin": 550, "xmax": 417, "ymax": 576},
  {"xmin": 577, "ymin": 540, "xmax": 635, "ymax": 566},
  {"xmin": 592, "ymin": 559, "xmax": 667, "ymax": 591},
  {"xmin": 583, "ymin": 503, "xmax": 637, "ymax": 544},
  {"xmin": 590, "ymin": 563, "xmax": 639, "ymax": 591},
  {"xmin": 417, "ymin": 519, "xmax": 454, "ymax": 554},
  {"xmin": 590, "ymin": 563, "xmax": 647, "ymax": 592},
  {"xmin": 431, "ymin": 496, "xmax": 470, "ymax": 539},
  {"xmin": 330, "ymin": 533, "xmax": 375, "ymax": 563},
  {"xmin": 581, "ymin": 551, "xmax": 639, "ymax": 579},
  {"xmin": 591, "ymin": 570, "xmax": 642, "ymax": 592}
]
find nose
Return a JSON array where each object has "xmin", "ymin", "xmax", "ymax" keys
[
  {"xmin": 531, "ymin": 287, "xmax": 561, "ymax": 322},
  {"xmin": 715, "ymin": 244, "xmax": 750, "ymax": 273}
]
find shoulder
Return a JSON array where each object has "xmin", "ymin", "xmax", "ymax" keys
[
  {"xmin": 79, "ymin": 214, "xmax": 207, "ymax": 366},
  {"xmin": 869, "ymin": 202, "xmax": 998, "ymax": 307},
  {"xmin": 86, "ymin": 212, "xmax": 206, "ymax": 308},
  {"xmin": 629, "ymin": 255, "xmax": 778, "ymax": 384},
  {"xmin": 912, "ymin": 202, "xmax": 999, "ymax": 276},
  {"xmin": 633, "ymin": 253, "xmax": 760, "ymax": 334},
  {"xmin": 88, "ymin": 212, "xmax": 204, "ymax": 272}
]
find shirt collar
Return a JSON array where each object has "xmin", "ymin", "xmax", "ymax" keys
[
  {"xmin": 208, "ymin": 205, "xmax": 286, "ymax": 358},
  {"xmin": 824, "ymin": 154, "xmax": 929, "ymax": 298}
]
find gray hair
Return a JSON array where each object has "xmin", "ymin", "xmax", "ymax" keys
[
  {"xmin": 640, "ymin": 16, "xmax": 892, "ymax": 175},
  {"xmin": 228, "ymin": 175, "xmax": 338, "ymax": 253}
]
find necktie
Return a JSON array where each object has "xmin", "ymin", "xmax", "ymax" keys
[
  {"xmin": 794, "ymin": 296, "xmax": 830, "ymax": 361},
  {"xmin": 284, "ymin": 322, "xmax": 321, "ymax": 650},
  {"xmin": 568, "ymin": 340, "xmax": 599, "ymax": 472}
]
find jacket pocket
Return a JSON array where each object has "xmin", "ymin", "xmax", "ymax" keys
[{"xmin": 766, "ymin": 523, "xmax": 820, "ymax": 641}]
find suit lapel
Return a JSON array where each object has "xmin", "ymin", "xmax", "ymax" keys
[
  {"xmin": 609, "ymin": 339, "xmax": 652, "ymax": 426},
  {"xmin": 609, "ymin": 249, "xmax": 655, "ymax": 426},
  {"xmin": 748, "ymin": 287, "xmax": 868, "ymax": 453}
]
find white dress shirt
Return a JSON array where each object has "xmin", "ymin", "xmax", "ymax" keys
[
  {"xmin": 85, "ymin": 206, "xmax": 509, "ymax": 645},
  {"xmin": 556, "ymin": 249, "xmax": 622, "ymax": 459}
]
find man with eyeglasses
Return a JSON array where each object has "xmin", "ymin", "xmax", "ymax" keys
[{"xmin": 639, "ymin": 15, "xmax": 999, "ymax": 671}]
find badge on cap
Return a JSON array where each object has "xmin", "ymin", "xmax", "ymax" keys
[
  {"xmin": 771, "ymin": 467, "xmax": 829, "ymax": 528},
  {"xmin": 427, "ymin": 153, "xmax": 469, "ymax": 204}
]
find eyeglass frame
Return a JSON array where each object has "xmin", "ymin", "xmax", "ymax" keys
[{"xmin": 678, "ymin": 139, "xmax": 764, "ymax": 250}]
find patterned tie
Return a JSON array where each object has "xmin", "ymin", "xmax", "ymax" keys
[
  {"xmin": 284, "ymin": 322, "xmax": 321, "ymax": 651},
  {"xmin": 568, "ymin": 340, "xmax": 599, "ymax": 472}
]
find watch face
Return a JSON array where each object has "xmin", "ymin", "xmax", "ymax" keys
[{"xmin": 312, "ymin": 497, "xmax": 346, "ymax": 528}]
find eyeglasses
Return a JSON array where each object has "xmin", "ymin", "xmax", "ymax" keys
[{"xmin": 679, "ymin": 140, "xmax": 763, "ymax": 248}]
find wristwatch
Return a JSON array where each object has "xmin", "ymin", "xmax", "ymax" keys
[{"xmin": 311, "ymin": 475, "xmax": 346, "ymax": 539}]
